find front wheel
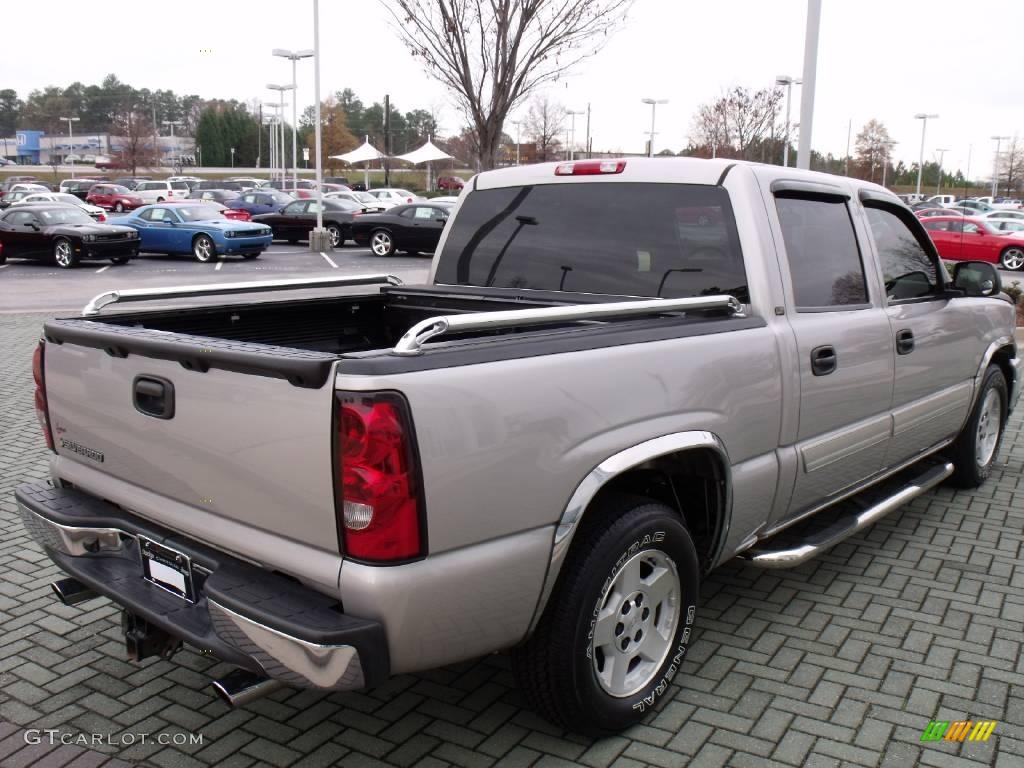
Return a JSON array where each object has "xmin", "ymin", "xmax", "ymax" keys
[
  {"xmin": 242, "ymin": 252, "xmax": 261, "ymax": 260},
  {"xmin": 370, "ymin": 229, "xmax": 395, "ymax": 257},
  {"xmin": 1000, "ymin": 247, "xmax": 1024, "ymax": 271},
  {"xmin": 192, "ymin": 235, "xmax": 216, "ymax": 263},
  {"xmin": 114, "ymin": 202, "xmax": 125, "ymax": 213},
  {"xmin": 326, "ymin": 224, "xmax": 342, "ymax": 248},
  {"xmin": 512, "ymin": 498, "xmax": 700, "ymax": 736},
  {"xmin": 946, "ymin": 364, "xmax": 1007, "ymax": 487},
  {"xmin": 54, "ymin": 238, "xmax": 79, "ymax": 268}
]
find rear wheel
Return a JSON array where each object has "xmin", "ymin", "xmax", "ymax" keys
[
  {"xmin": 512, "ymin": 497, "xmax": 700, "ymax": 736},
  {"xmin": 192, "ymin": 235, "xmax": 216, "ymax": 263},
  {"xmin": 156, "ymin": 197, "xmax": 165, "ymax": 203},
  {"xmin": 114, "ymin": 202, "xmax": 125, "ymax": 213},
  {"xmin": 370, "ymin": 229, "xmax": 395, "ymax": 257},
  {"xmin": 946, "ymin": 364, "xmax": 1007, "ymax": 487},
  {"xmin": 53, "ymin": 238, "xmax": 79, "ymax": 269},
  {"xmin": 1000, "ymin": 247, "xmax": 1024, "ymax": 270},
  {"xmin": 326, "ymin": 224, "xmax": 343, "ymax": 248}
]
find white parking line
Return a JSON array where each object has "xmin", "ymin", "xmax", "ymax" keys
[
  {"xmin": 215, "ymin": 261, "xmax": 223, "ymax": 271},
  {"xmin": 0, "ymin": 264, "xmax": 8, "ymax": 269},
  {"xmin": 320, "ymin": 252, "xmax": 338, "ymax": 268},
  {"xmin": 95, "ymin": 265, "xmax": 111, "ymax": 274}
]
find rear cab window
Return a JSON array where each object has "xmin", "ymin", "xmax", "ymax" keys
[{"xmin": 435, "ymin": 182, "xmax": 749, "ymax": 300}]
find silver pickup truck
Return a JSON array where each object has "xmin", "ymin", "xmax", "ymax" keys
[{"xmin": 16, "ymin": 158, "xmax": 1020, "ymax": 735}]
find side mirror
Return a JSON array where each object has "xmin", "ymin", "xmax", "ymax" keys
[{"xmin": 952, "ymin": 261, "xmax": 1002, "ymax": 297}]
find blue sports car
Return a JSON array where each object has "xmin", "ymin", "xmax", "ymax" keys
[{"xmin": 119, "ymin": 203, "xmax": 273, "ymax": 262}]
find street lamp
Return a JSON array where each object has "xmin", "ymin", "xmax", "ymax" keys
[
  {"xmin": 59, "ymin": 116, "xmax": 80, "ymax": 177},
  {"xmin": 263, "ymin": 104, "xmax": 281, "ymax": 179},
  {"xmin": 882, "ymin": 140, "xmax": 898, "ymax": 188},
  {"xmin": 230, "ymin": 147, "xmax": 235, "ymax": 169},
  {"xmin": 775, "ymin": 75, "xmax": 802, "ymax": 167},
  {"xmin": 511, "ymin": 120, "xmax": 522, "ymax": 165},
  {"xmin": 991, "ymin": 135, "xmax": 1010, "ymax": 198},
  {"xmin": 934, "ymin": 148, "xmax": 949, "ymax": 195},
  {"xmin": 267, "ymin": 84, "xmax": 294, "ymax": 184},
  {"xmin": 162, "ymin": 120, "xmax": 183, "ymax": 170},
  {"xmin": 641, "ymin": 98, "xmax": 667, "ymax": 158},
  {"xmin": 309, "ymin": 0, "xmax": 330, "ymax": 250},
  {"xmin": 273, "ymin": 48, "xmax": 315, "ymax": 192},
  {"xmin": 567, "ymin": 110, "xmax": 584, "ymax": 160},
  {"xmin": 914, "ymin": 113, "xmax": 938, "ymax": 196}
]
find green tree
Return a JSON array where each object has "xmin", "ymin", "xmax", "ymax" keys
[{"xmin": 0, "ymin": 89, "xmax": 22, "ymax": 136}]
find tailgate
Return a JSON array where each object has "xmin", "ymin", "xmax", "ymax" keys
[{"xmin": 41, "ymin": 335, "xmax": 340, "ymax": 553}]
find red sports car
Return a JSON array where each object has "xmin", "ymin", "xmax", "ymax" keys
[
  {"xmin": 86, "ymin": 184, "xmax": 145, "ymax": 212},
  {"xmin": 921, "ymin": 215, "xmax": 1024, "ymax": 270}
]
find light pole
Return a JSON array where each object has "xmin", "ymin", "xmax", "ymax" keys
[
  {"xmin": 263, "ymin": 104, "xmax": 280, "ymax": 179},
  {"xmin": 267, "ymin": 84, "xmax": 294, "ymax": 184},
  {"xmin": 796, "ymin": 0, "xmax": 821, "ymax": 169},
  {"xmin": 882, "ymin": 140, "xmax": 897, "ymax": 188},
  {"xmin": 309, "ymin": 0, "xmax": 330, "ymax": 250},
  {"xmin": 567, "ymin": 110, "xmax": 584, "ymax": 160},
  {"xmin": 230, "ymin": 147, "xmax": 235, "ymax": 169},
  {"xmin": 914, "ymin": 113, "xmax": 938, "ymax": 196},
  {"xmin": 641, "ymin": 98, "xmax": 667, "ymax": 157},
  {"xmin": 162, "ymin": 120, "xmax": 183, "ymax": 170},
  {"xmin": 774, "ymin": 76, "xmax": 802, "ymax": 167},
  {"xmin": 274, "ymin": 48, "xmax": 314, "ymax": 190},
  {"xmin": 59, "ymin": 116, "xmax": 80, "ymax": 177},
  {"xmin": 934, "ymin": 148, "xmax": 948, "ymax": 195},
  {"xmin": 512, "ymin": 120, "xmax": 522, "ymax": 165},
  {"xmin": 991, "ymin": 135, "xmax": 1009, "ymax": 198}
]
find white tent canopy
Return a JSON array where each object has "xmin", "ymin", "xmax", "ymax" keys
[
  {"xmin": 329, "ymin": 137, "xmax": 387, "ymax": 189},
  {"xmin": 394, "ymin": 138, "xmax": 453, "ymax": 192}
]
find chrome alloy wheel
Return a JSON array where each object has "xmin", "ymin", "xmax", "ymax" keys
[
  {"xmin": 371, "ymin": 231, "xmax": 392, "ymax": 256},
  {"xmin": 975, "ymin": 389, "xmax": 1002, "ymax": 467},
  {"xmin": 54, "ymin": 240, "xmax": 73, "ymax": 267},
  {"xmin": 327, "ymin": 225, "xmax": 341, "ymax": 247},
  {"xmin": 1001, "ymin": 247, "xmax": 1024, "ymax": 271},
  {"xmin": 590, "ymin": 549, "xmax": 680, "ymax": 698},
  {"xmin": 193, "ymin": 236, "xmax": 214, "ymax": 262}
]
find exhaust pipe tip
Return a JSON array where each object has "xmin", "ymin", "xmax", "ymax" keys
[
  {"xmin": 51, "ymin": 578, "xmax": 97, "ymax": 606},
  {"xmin": 212, "ymin": 669, "xmax": 285, "ymax": 708}
]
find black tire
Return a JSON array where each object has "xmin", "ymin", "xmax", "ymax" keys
[
  {"xmin": 326, "ymin": 224, "xmax": 343, "ymax": 248},
  {"xmin": 286, "ymin": 237, "xmax": 299, "ymax": 244},
  {"xmin": 114, "ymin": 202, "xmax": 125, "ymax": 213},
  {"xmin": 242, "ymin": 252, "xmax": 261, "ymax": 260},
  {"xmin": 192, "ymin": 234, "xmax": 216, "ymax": 263},
  {"xmin": 370, "ymin": 229, "xmax": 396, "ymax": 257},
  {"xmin": 946, "ymin": 364, "xmax": 1007, "ymax": 488},
  {"xmin": 110, "ymin": 255, "xmax": 131, "ymax": 265},
  {"xmin": 156, "ymin": 197, "xmax": 165, "ymax": 202},
  {"xmin": 53, "ymin": 238, "xmax": 79, "ymax": 269},
  {"xmin": 512, "ymin": 497, "xmax": 700, "ymax": 736},
  {"xmin": 999, "ymin": 247, "xmax": 1024, "ymax": 271}
]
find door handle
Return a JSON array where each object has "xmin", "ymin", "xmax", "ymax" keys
[
  {"xmin": 896, "ymin": 329, "xmax": 915, "ymax": 355},
  {"xmin": 810, "ymin": 345, "xmax": 837, "ymax": 376},
  {"xmin": 133, "ymin": 375, "xmax": 175, "ymax": 419}
]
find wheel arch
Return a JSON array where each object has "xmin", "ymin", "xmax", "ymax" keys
[
  {"xmin": 525, "ymin": 431, "xmax": 732, "ymax": 636},
  {"xmin": 973, "ymin": 336, "xmax": 1016, "ymax": 422}
]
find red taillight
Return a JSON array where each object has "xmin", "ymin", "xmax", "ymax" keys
[
  {"xmin": 554, "ymin": 160, "xmax": 626, "ymax": 176},
  {"xmin": 334, "ymin": 392, "xmax": 423, "ymax": 562},
  {"xmin": 97, "ymin": 213, "xmax": 106, "ymax": 222},
  {"xmin": 32, "ymin": 342, "xmax": 55, "ymax": 451}
]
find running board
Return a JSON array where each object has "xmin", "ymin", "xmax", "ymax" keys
[{"xmin": 741, "ymin": 461, "xmax": 954, "ymax": 568}]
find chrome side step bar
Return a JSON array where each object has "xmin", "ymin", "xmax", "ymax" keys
[
  {"xmin": 82, "ymin": 274, "xmax": 404, "ymax": 316},
  {"xmin": 741, "ymin": 461, "xmax": 954, "ymax": 569}
]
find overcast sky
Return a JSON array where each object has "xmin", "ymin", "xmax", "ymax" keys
[{"xmin": 6, "ymin": 0, "xmax": 1023, "ymax": 177}]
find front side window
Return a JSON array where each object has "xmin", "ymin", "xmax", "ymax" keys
[
  {"xmin": 436, "ymin": 182, "xmax": 748, "ymax": 299},
  {"xmin": 865, "ymin": 206, "xmax": 939, "ymax": 301},
  {"xmin": 283, "ymin": 201, "xmax": 304, "ymax": 214},
  {"xmin": 775, "ymin": 196, "xmax": 868, "ymax": 309}
]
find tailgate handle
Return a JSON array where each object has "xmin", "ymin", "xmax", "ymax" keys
[{"xmin": 133, "ymin": 376, "xmax": 175, "ymax": 419}]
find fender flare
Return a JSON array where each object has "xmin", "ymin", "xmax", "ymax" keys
[
  {"xmin": 524, "ymin": 431, "xmax": 732, "ymax": 635},
  {"xmin": 969, "ymin": 335, "xmax": 1016, "ymax": 418}
]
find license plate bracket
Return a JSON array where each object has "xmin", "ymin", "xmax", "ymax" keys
[{"xmin": 139, "ymin": 536, "xmax": 195, "ymax": 602}]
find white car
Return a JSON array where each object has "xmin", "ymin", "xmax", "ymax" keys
[
  {"xmin": 229, "ymin": 178, "xmax": 264, "ymax": 191},
  {"xmin": 367, "ymin": 188, "xmax": 423, "ymax": 205},
  {"xmin": 325, "ymin": 190, "xmax": 390, "ymax": 211},
  {"xmin": 926, "ymin": 194, "xmax": 957, "ymax": 207},
  {"xmin": 982, "ymin": 209, "xmax": 1024, "ymax": 221},
  {"xmin": 13, "ymin": 192, "xmax": 107, "ymax": 220},
  {"xmin": 133, "ymin": 180, "xmax": 191, "ymax": 203},
  {"xmin": 430, "ymin": 196, "xmax": 461, "ymax": 205}
]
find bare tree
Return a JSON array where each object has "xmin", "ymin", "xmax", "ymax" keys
[
  {"xmin": 998, "ymin": 135, "xmax": 1022, "ymax": 195},
  {"xmin": 113, "ymin": 110, "xmax": 158, "ymax": 176},
  {"xmin": 524, "ymin": 95, "xmax": 565, "ymax": 162},
  {"xmin": 854, "ymin": 119, "xmax": 893, "ymax": 182},
  {"xmin": 688, "ymin": 87, "xmax": 782, "ymax": 160},
  {"xmin": 386, "ymin": 0, "xmax": 633, "ymax": 170}
]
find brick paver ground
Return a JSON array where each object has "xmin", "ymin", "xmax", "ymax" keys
[{"xmin": 1, "ymin": 311, "xmax": 1022, "ymax": 767}]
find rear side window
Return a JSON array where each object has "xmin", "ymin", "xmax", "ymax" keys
[
  {"xmin": 775, "ymin": 196, "xmax": 867, "ymax": 309},
  {"xmin": 435, "ymin": 182, "xmax": 749, "ymax": 300},
  {"xmin": 171, "ymin": 182, "xmax": 189, "ymax": 190},
  {"xmin": 864, "ymin": 206, "xmax": 938, "ymax": 300}
]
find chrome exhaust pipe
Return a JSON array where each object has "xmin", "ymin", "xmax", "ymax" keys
[
  {"xmin": 211, "ymin": 669, "xmax": 285, "ymax": 708},
  {"xmin": 50, "ymin": 578, "xmax": 97, "ymax": 606}
]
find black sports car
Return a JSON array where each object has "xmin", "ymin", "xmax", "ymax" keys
[
  {"xmin": 0, "ymin": 204, "xmax": 139, "ymax": 268},
  {"xmin": 351, "ymin": 203, "xmax": 450, "ymax": 256},
  {"xmin": 251, "ymin": 198, "xmax": 362, "ymax": 247}
]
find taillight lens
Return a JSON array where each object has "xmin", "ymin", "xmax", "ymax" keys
[
  {"xmin": 334, "ymin": 392, "xmax": 423, "ymax": 562},
  {"xmin": 32, "ymin": 342, "xmax": 55, "ymax": 451},
  {"xmin": 554, "ymin": 160, "xmax": 626, "ymax": 176},
  {"xmin": 97, "ymin": 212, "xmax": 106, "ymax": 222}
]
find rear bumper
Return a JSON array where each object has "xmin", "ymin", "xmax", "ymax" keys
[{"xmin": 15, "ymin": 482, "xmax": 388, "ymax": 691}]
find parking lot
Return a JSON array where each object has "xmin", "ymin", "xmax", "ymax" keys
[{"xmin": 1, "ymin": 286, "xmax": 1023, "ymax": 766}]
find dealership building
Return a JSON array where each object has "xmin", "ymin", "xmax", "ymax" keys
[{"xmin": 0, "ymin": 130, "xmax": 195, "ymax": 166}]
